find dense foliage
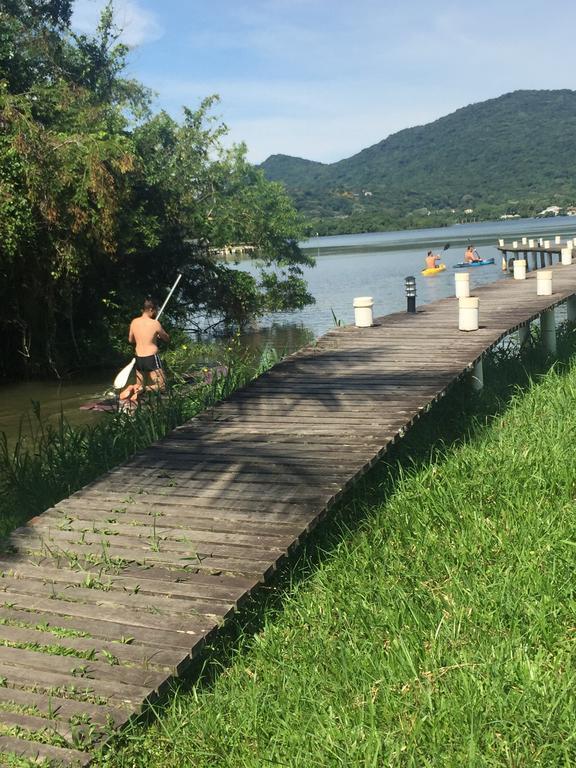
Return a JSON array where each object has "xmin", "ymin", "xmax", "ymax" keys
[
  {"xmin": 260, "ymin": 89, "xmax": 576, "ymax": 234},
  {"xmin": 0, "ymin": 0, "xmax": 313, "ymax": 377}
]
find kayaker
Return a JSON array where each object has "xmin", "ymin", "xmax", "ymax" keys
[
  {"xmin": 464, "ymin": 245, "xmax": 481, "ymax": 263},
  {"xmin": 425, "ymin": 251, "xmax": 441, "ymax": 270},
  {"xmin": 120, "ymin": 298, "xmax": 170, "ymax": 405}
]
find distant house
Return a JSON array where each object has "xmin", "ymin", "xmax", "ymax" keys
[
  {"xmin": 536, "ymin": 205, "xmax": 561, "ymax": 216},
  {"xmin": 464, "ymin": 208, "xmax": 474, "ymax": 214},
  {"xmin": 500, "ymin": 214, "xmax": 520, "ymax": 219},
  {"xmin": 566, "ymin": 207, "xmax": 576, "ymax": 216}
]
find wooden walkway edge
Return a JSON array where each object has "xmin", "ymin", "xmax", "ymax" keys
[{"xmin": 2, "ymin": 262, "xmax": 576, "ymax": 765}]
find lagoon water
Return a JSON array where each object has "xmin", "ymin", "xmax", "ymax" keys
[
  {"xmin": 2, "ymin": 215, "xmax": 576, "ymax": 439},
  {"xmin": 240, "ymin": 215, "xmax": 576, "ymax": 352}
]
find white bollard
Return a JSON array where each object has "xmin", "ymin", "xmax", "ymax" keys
[
  {"xmin": 513, "ymin": 259, "xmax": 526, "ymax": 280},
  {"xmin": 459, "ymin": 296, "xmax": 479, "ymax": 331},
  {"xmin": 536, "ymin": 270, "xmax": 553, "ymax": 296},
  {"xmin": 353, "ymin": 296, "xmax": 374, "ymax": 327},
  {"xmin": 555, "ymin": 235, "xmax": 561, "ymax": 244},
  {"xmin": 522, "ymin": 237, "xmax": 528, "ymax": 245},
  {"xmin": 471, "ymin": 358, "xmax": 484, "ymax": 391},
  {"xmin": 561, "ymin": 247, "xmax": 572, "ymax": 265},
  {"xmin": 528, "ymin": 239, "xmax": 535, "ymax": 247},
  {"xmin": 512, "ymin": 240, "xmax": 518, "ymax": 248},
  {"xmin": 518, "ymin": 324, "xmax": 530, "ymax": 346},
  {"xmin": 498, "ymin": 238, "xmax": 505, "ymax": 247},
  {"xmin": 540, "ymin": 309, "xmax": 556, "ymax": 355},
  {"xmin": 567, "ymin": 240, "xmax": 573, "ymax": 248},
  {"xmin": 567, "ymin": 295, "xmax": 576, "ymax": 322},
  {"xmin": 544, "ymin": 240, "xmax": 551, "ymax": 248},
  {"xmin": 455, "ymin": 272, "xmax": 470, "ymax": 298}
]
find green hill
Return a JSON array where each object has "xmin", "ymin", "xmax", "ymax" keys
[{"xmin": 259, "ymin": 90, "xmax": 576, "ymax": 234}]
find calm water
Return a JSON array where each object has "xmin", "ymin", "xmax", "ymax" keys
[{"xmin": 2, "ymin": 216, "xmax": 576, "ymax": 440}]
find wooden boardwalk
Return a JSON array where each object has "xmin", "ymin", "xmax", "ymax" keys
[{"xmin": 2, "ymin": 262, "xmax": 576, "ymax": 765}]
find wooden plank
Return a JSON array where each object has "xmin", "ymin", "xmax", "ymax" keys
[
  {"xmin": 0, "ymin": 605, "xmax": 209, "ymax": 652},
  {"xmin": 0, "ymin": 735, "xmax": 91, "ymax": 766},
  {"xmin": 0, "ymin": 686, "xmax": 128, "ymax": 726}
]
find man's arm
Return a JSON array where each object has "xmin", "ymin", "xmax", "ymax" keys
[
  {"xmin": 156, "ymin": 321, "xmax": 170, "ymax": 343},
  {"xmin": 128, "ymin": 321, "xmax": 135, "ymax": 345}
]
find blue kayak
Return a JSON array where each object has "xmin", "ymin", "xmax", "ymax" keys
[{"xmin": 453, "ymin": 258, "xmax": 495, "ymax": 269}]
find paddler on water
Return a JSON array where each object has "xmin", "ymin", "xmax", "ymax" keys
[
  {"xmin": 464, "ymin": 244, "xmax": 481, "ymax": 263},
  {"xmin": 425, "ymin": 250, "xmax": 442, "ymax": 270},
  {"xmin": 120, "ymin": 298, "xmax": 170, "ymax": 405}
]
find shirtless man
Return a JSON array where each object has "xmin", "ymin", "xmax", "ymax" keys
[
  {"xmin": 425, "ymin": 250, "xmax": 441, "ymax": 270},
  {"xmin": 464, "ymin": 245, "xmax": 481, "ymax": 263},
  {"xmin": 121, "ymin": 298, "xmax": 170, "ymax": 402}
]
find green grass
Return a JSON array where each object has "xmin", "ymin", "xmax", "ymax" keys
[{"xmin": 90, "ymin": 326, "xmax": 576, "ymax": 767}]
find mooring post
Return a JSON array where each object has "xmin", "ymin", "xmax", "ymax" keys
[
  {"xmin": 471, "ymin": 358, "xmax": 484, "ymax": 391},
  {"xmin": 353, "ymin": 296, "xmax": 374, "ymax": 327},
  {"xmin": 566, "ymin": 295, "xmax": 576, "ymax": 322},
  {"xmin": 518, "ymin": 324, "xmax": 530, "ymax": 346},
  {"xmin": 540, "ymin": 309, "xmax": 556, "ymax": 355}
]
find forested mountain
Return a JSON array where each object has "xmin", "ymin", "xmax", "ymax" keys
[{"xmin": 260, "ymin": 90, "xmax": 576, "ymax": 234}]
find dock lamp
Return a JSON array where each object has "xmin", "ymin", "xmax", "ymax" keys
[{"xmin": 405, "ymin": 276, "xmax": 417, "ymax": 313}]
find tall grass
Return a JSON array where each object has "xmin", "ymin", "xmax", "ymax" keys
[
  {"xmin": 92, "ymin": 323, "xmax": 576, "ymax": 767},
  {"xmin": 0, "ymin": 342, "xmax": 278, "ymax": 540}
]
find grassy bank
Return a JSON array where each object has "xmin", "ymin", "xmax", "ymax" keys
[
  {"xmin": 0, "ymin": 340, "xmax": 279, "ymax": 541},
  {"xmin": 89, "ymin": 327, "xmax": 576, "ymax": 767}
]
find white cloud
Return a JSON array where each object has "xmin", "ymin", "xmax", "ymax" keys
[{"xmin": 72, "ymin": 0, "xmax": 163, "ymax": 47}]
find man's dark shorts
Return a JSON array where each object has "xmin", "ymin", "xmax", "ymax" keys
[{"xmin": 135, "ymin": 353, "xmax": 162, "ymax": 373}]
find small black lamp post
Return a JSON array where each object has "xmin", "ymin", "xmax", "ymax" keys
[{"xmin": 405, "ymin": 276, "xmax": 416, "ymax": 313}]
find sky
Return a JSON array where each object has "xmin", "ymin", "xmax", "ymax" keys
[{"xmin": 71, "ymin": 0, "xmax": 576, "ymax": 164}]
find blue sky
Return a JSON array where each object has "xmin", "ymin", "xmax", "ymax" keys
[{"xmin": 72, "ymin": 0, "xmax": 576, "ymax": 164}]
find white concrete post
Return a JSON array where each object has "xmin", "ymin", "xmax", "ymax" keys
[
  {"xmin": 459, "ymin": 297, "xmax": 479, "ymax": 331},
  {"xmin": 528, "ymin": 239, "xmax": 535, "ymax": 247},
  {"xmin": 512, "ymin": 240, "xmax": 518, "ymax": 248},
  {"xmin": 498, "ymin": 238, "xmax": 505, "ymax": 247},
  {"xmin": 555, "ymin": 235, "xmax": 561, "ymax": 244},
  {"xmin": 513, "ymin": 259, "xmax": 526, "ymax": 280},
  {"xmin": 455, "ymin": 272, "xmax": 470, "ymax": 298},
  {"xmin": 540, "ymin": 309, "xmax": 556, "ymax": 355},
  {"xmin": 536, "ymin": 270, "xmax": 553, "ymax": 296},
  {"xmin": 353, "ymin": 297, "xmax": 374, "ymax": 327},
  {"xmin": 518, "ymin": 324, "xmax": 530, "ymax": 346},
  {"xmin": 567, "ymin": 295, "xmax": 576, "ymax": 322},
  {"xmin": 471, "ymin": 358, "xmax": 484, "ymax": 391},
  {"xmin": 561, "ymin": 247, "xmax": 572, "ymax": 265},
  {"xmin": 522, "ymin": 237, "xmax": 528, "ymax": 245},
  {"xmin": 544, "ymin": 240, "xmax": 551, "ymax": 249}
]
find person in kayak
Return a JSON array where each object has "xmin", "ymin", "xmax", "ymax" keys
[
  {"xmin": 464, "ymin": 245, "xmax": 481, "ymax": 263},
  {"xmin": 120, "ymin": 298, "xmax": 170, "ymax": 404},
  {"xmin": 425, "ymin": 250, "xmax": 442, "ymax": 270}
]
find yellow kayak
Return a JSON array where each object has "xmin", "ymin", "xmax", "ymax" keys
[{"xmin": 421, "ymin": 264, "xmax": 446, "ymax": 276}]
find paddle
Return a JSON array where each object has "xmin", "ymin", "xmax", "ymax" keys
[{"xmin": 113, "ymin": 273, "xmax": 183, "ymax": 390}]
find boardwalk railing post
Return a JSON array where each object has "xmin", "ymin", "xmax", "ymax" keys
[
  {"xmin": 518, "ymin": 324, "xmax": 531, "ymax": 346},
  {"xmin": 459, "ymin": 296, "xmax": 479, "ymax": 331},
  {"xmin": 455, "ymin": 272, "xmax": 470, "ymax": 298},
  {"xmin": 536, "ymin": 270, "xmax": 552, "ymax": 296},
  {"xmin": 353, "ymin": 296, "xmax": 374, "ymax": 327},
  {"xmin": 404, "ymin": 276, "xmax": 416, "ymax": 313},
  {"xmin": 567, "ymin": 295, "xmax": 576, "ymax": 322},
  {"xmin": 471, "ymin": 358, "xmax": 484, "ymax": 391},
  {"xmin": 513, "ymin": 259, "xmax": 526, "ymax": 280},
  {"xmin": 541, "ymin": 309, "xmax": 557, "ymax": 355},
  {"xmin": 561, "ymin": 247, "xmax": 572, "ymax": 266}
]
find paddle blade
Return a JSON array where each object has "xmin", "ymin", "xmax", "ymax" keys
[{"xmin": 113, "ymin": 358, "xmax": 135, "ymax": 389}]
